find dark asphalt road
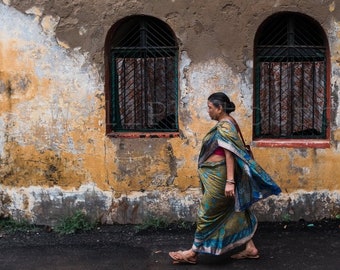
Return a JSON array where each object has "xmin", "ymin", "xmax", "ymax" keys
[{"xmin": 0, "ymin": 220, "xmax": 339, "ymax": 270}]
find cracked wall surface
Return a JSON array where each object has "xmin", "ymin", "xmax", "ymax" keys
[{"xmin": 0, "ymin": 1, "xmax": 340, "ymax": 225}]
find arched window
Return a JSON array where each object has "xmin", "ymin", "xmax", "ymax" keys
[
  {"xmin": 105, "ymin": 15, "xmax": 178, "ymax": 135},
  {"xmin": 254, "ymin": 12, "xmax": 329, "ymax": 141}
]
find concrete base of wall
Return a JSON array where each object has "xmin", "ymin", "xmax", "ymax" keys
[{"xmin": 1, "ymin": 184, "xmax": 340, "ymax": 225}]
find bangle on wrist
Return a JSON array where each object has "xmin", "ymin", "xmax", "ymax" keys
[{"xmin": 226, "ymin": 179, "xmax": 235, "ymax": 184}]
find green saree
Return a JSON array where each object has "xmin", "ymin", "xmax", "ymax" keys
[{"xmin": 192, "ymin": 120, "xmax": 281, "ymax": 255}]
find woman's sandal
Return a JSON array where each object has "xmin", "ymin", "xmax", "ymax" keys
[
  {"xmin": 230, "ymin": 250, "xmax": 260, "ymax": 260},
  {"xmin": 169, "ymin": 250, "xmax": 197, "ymax": 264}
]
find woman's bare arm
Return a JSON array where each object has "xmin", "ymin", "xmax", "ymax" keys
[{"xmin": 224, "ymin": 149, "xmax": 235, "ymax": 195}]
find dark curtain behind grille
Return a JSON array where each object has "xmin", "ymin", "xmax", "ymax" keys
[
  {"xmin": 260, "ymin": 61, "xmax": 325, "ymax": 137},
  {"xmin": 116, "ymin": 56, "xmax": 176, "ymax": 130}
]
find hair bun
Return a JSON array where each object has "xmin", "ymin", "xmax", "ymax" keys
[
  {"xmin": 226, "ymin": 101, "xmax": 235, "ymax": 113},
  {"xmin": 208, "ymin": 92, "xmax": 236, "ymax": 114}
]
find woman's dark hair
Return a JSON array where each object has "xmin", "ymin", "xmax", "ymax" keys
[{"xmin": 208, "ymin": 92, "xmax": 236, "ymax": 114}]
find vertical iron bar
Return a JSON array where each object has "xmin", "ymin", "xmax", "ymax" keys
[
  {"xmin": 153, "ymin": 57, "xmax": 156, "ymax": 127},
  {"xmin": 165, "ymin": 57, "xmax": 168, "ymax": 124},
  {"xmin": 290, "ymin": 63, "xmax": 294, "ymax": 136},
  {"xmin": 133, "ymin": 58, "xmax": 137, "ymax": 130},
  {"xmin": 322, "ymin": 59, "xmax": 328, "ymax": 136},
  {"xmin": 141, "ymin": 21, "xmax": 147, "ymax": 129},
  {"xmin": 288, "ymin": 18, "xmax": 294, "ymax": 137},
  {"xmin": 312, "ymin": 61, "xmax": 316, "ymax": 132},
  {"xmin": 268, "ymin": 63, "xmax": 272, "ymax": 135},
  {"xmin": 322, "ymin": 57, "xmax": 328, "ymax": 136},
  {"xmin": 255, "ymin": 59, "xmax": 261, "ymax": 137},
  {"xmin": 301, "ymin": 62, "xmax": 305, "ymax": 134},
  {"xmin": 144, "ymin": 57, "xmax": 147, "ymax": 129},
  {"xmin": 122, "ymin": 58, "xmax": 127, "ymax": 129},
  {"xmin": 113, "ymin": 55, "xmax": 118, "ymax": 128},
  {"xmin": 279, "ymin": 62, "xmax": 283, "ymax": 136},
  {"xmin": 287, "ymin": 18, "xmax": 294, "ymax": 46},
  {"xmin": 174, "ymin": 53, "xmax": 179, "ymax": 130}
]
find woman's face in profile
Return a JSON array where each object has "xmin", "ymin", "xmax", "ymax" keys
[{"xmin": 207, "ymin": 101, "xmax": 221, "ymax": 121}]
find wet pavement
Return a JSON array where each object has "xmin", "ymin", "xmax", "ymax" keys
[{"xmin": 0, "ymin": 220, "xmax": 339, "ymax": 270}]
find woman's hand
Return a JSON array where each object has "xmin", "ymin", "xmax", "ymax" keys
[{"xmin": 225, "ymin": 182, "xmax": 235, "ymax": 197}]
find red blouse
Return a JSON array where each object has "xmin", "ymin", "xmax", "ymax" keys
[{"xmin": 213, "ymin": 147, "xmax": 225, "ymax": 156}]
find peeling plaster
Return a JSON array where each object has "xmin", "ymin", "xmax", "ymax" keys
[
  {"xmin": 25, "ymin": 6, "xmax": 43, "ymax": 18},
  {"xmin": 41, "ymin": 15, "xmax": 60, "ymax": 35},
  {"xmin": 1, "ymin": 184, "xmax": 339, "ymax": 225},
  {"xmin": 0, "ymin": 4, "xmax": 102, "ymax": 153},
  {"xmin": 0, "ymin": 184, "xmax": 112, "ymax": 224}
]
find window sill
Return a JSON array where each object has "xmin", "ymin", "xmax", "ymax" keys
[
  {"xmin": 253, "ymin": 139, "xmax": 330, "ymax": 148},
  {"xmin": 107, "ymin": 132, "xmax": 180, "ymax": 139}
]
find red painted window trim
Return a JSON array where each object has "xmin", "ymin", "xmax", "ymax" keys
[
  {"xmin": 107, "ymin": 132, "xmax": 180, "ymax": 139},
  {"xmin": 253, "ymin": 139, "xmax": 330, "ymax": 148}
]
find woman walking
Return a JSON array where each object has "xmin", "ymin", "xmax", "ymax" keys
[{"xmin": 169, "ymin": 92, "xmax": 281, "ymax": 264}]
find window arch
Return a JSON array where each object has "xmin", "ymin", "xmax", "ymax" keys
[
  {"xmin": 105, "ymin": 15, "xmax": 178, "ymax": 135},
  {"xmin": 254, "ymin": 12, "xmax": 329, "ymax": 142}
]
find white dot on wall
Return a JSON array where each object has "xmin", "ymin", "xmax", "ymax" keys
[
  {"xmin": 246, "ymin": 60, "xmax": 253, "ymax": 69},
  {"xmin": 79, "ymin": 26, "xmax": 87, "ymax": 36}
]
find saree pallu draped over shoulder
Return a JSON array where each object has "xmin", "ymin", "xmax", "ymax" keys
[{"xmin": 192, "ymin": 120, "xmax": 281, "ymax": 255}]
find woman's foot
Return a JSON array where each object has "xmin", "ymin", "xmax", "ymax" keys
[
  {"xmin": 230, "ymin": 249, "xmax": 260, "ymax": 259},
  {"xmin": 169, "ymin": 249, "xmax": 197, "ymax": 264},
  {"xmin": 231, "ymin": 239, "xmax": 259, "ymax": 260}
]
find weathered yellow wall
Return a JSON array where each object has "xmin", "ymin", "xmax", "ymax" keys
[{"xmin": 0, "ymin": 1, "xmax": 339, "ymax": 225}]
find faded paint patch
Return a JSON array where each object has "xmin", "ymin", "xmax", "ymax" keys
[
  {"xmin": 255, "ymin": 148, "xmax": 340, "ymax": 192},
  {"xmin": 0, "ymin": 144, "xmax": 89, "ymax": 188},
  {"xmin": 1, "ymin": 185, "xmax": 340, "ymax": 225},
  {"xmin": 253, "ymin": 191, "xmax": 340, "ymax": 222},
  {"xmin": 104, "ymin": 189, "xmax": 201, "ymax": 224},
  {"xmin": 0, "ymin": 4, "xmax": 106, "ymax": 190},
  {"xmin": 110, "ymin": 139, "xmax": 179, "ymax": 193},
  {"xmin": 0, "ymin": 184, "xmax": 112, "ymax": 225}
]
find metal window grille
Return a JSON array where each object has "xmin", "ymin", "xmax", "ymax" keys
[
  {"xmin": 254, "ymin": 13, "xmax": 327, "ymax": 139},
  {"xmin": 110, "ymin": 16, "xmax": 178, "ymax": 132}
]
